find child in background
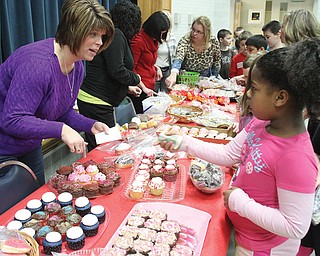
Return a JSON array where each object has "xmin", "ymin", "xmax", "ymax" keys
[
  {"xmin": 231, "ymin": 26, "xmax": 245, "ymax": 55},
  {"xmin": 262, "ymin": 20, "xmax": 284, "ymax": 51},
  {"xmin": 158, "ymin": 38, "xmax": 320, "ymax": 254},
  {"xmin": 217, "ymin": 29, "xmax": 235, "ymax": 79},
  {"xmin": 245, "ymin": 34, "xmax": 268, "ymax": 54},
  {"xmin": 229, "ymin": 31, "xmax": 252, "ymax": 78}
]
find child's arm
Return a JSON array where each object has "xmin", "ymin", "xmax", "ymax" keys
[
  {"xmin": 227, "ymin": 188, "xmax": 314, "ymax": 239},
  {"xmin": 179, "ymin": 128, "xmax": 247, "ymax": 166}
]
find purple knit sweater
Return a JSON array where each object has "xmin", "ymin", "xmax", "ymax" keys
[{"xmin": 0, "ymin": 38, "xmax": 96, "ymax": 155}]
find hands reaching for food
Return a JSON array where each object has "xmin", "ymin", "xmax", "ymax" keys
[{"xmin": 61, "ymin": 124, "xmax": 88, "ymax": 157}]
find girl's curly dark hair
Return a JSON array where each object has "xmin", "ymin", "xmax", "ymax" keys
[{"xmin": 110, "ymin": 1, "xmax": 141, "ymax": 41}]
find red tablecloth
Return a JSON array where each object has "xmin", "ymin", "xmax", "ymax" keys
[{"xmin": 0, "ymin": 147, "xmax": 232, "ymax": 256}]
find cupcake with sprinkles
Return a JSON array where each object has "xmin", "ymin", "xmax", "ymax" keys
[
  {"xmin": 80, "ymin": 214, "xmax": 99, "ymax": 237},
  {"xmin": 60, "ymin": 205, "xmax": 76, "ymax": 217},
  {"xmin": 148, "ymin": 177, "xmax": 165, "ymax": 196},
  {"xmin": 75, "ymin": 196, "xmax": 91, "ymax": 217},
  {"xmin": 23, "ymin": 219, "xmax": 42, "ymax": 232},
  {"xmin": 90, "ymin": 205, "xmax": 106, "ymax": 224},
  {"xmin": 26, "ymin": 199, "xmax": 43, "ymax": 214},
  {"xmin": 55, "ymin": 221, "xmax": 73, "ymax": 241},
  {"xmin": 66, "ymin": 213, "xmax": 82, "ymax": 226},
  {"xmin": 42, "ymin": 231, "xmax": 63, "ymax": 255},
  {"xmin": 66, "ymin": 226, "xmax": 85, "ymax": 250},
  {"xmin": 31, "ymin": 210, "xmax": 49, "ymax": 225},
  {"xmin": 44, "ymin": 202, "xmax": 61, "ymax": 216},
  {"xmin": 47, "ymin": 215, "xmax": 65, "ymax": 228},
  {"xmin": 37, "ymin": 225, "xmax": 54, "ymax": 245}
]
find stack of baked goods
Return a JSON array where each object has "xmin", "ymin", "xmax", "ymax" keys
[
  {"xmin": 103, "ymin": 208, "xmax": 196, "ymax": 255},
  {"xmin": 48, "ymin": 160, "xmax": 121, "ymax": 198},
  {"xmin": 126, "ymin": 151, "xmax": 180, "ymax": 200},
  {"xmin": 6, "ymin": 193, "xmax": 107, "ymax": 254}
]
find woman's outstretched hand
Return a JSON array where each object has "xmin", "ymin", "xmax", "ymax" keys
[{"xmin": 61, "ymin": 124, "xmax": 88, "ymax": 157}]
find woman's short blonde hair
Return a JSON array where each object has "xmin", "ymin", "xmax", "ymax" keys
[
  {"xmin": 55, "ymin": 0, "xmax": 114, "ymax": 55},
  {"xmin": 189, "ymin": 16, "xmax": 212, "ymax": 49},
  {"xmin": 282, "ymin": 9, "xmax": 320, "ymax": 45}
]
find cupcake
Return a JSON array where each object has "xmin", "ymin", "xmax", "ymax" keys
[
  {"xmin": 161, "ymin": 220, "xmax": 181, "ymax": 237},
  {"xmin": 42, "ymin": 231, "xmax": 62, "ymax": 255},
  {"xmin": 14, "ymin": 209, "xmax": 32, "ymax": 224},
  {"xmin": 150, "ymin": 165, "xmax": 164, "ymax": 178},
  {"xmin": 7, "ymin": 220, "xmax": 23, "ymax": 230},
  {"xmin": 26, "ymin": 199, "xmax": 43, "ymax": 214},
  {"xmin": 37, "ymin": 225, "xmax": 54, "ymax": 245},
  {"xmin": 57, "ymin": 180, "xmax": 72, "ymax": 194},
  {"xmin": 83, "ymin": 182, "xmax": 99, "ymax": 199},
  {"xmin": 69, "ymin": 183, "xmax": 84, "ymax": 198},
  {"xmin": 66, "ymin": 213, "xmax": 82, "ymax": 226},
  {"xmin": 23, "ymin": 219, "xmax": 42, "ymax": 231},
  {"xmin": 97, "ymin": 162, "xmax": 113, "ymax": 174},
  {"xmin": 133, "ymin": 175, "xmax": 148, "ymax": 190},
  {"xmin": 148, "ymin": 177, "xmax": 165, "ymax": 196},
  {"xmin": 115, "ymin": 142, "xmax": 132, "ymax": 155},
  {"xmin": 93, "ymin": 172, "xmax": 106, "ymax": 182},
  {"xmin": 106, "ymin": 171, "xmax": 121, "ymax": 187},
  {"xmin": 60, "ymin": 205, "xmax": 76, "ymax": 217},
  {"xmin": 50, "ymin": 174, "xmax": 67, "ymax": 189},
  {"xmin": 129, "ymin": 181, "xmax": 145, "ymax": 200},
  {"xmin": 132, "ymin": 238, "xmax": 153, "ymax": 255},
  {"xmin": 44, "ymin": 202, "xmax": 61, "ymax": 216},
  {"xmin": 80, "ymin": 214, "xmax": 99, "ymax": 237},
  {"xmin": 90, "ymin": 205, "xmax": 106, "ymax": 224},
  {"xmin": 163, "ymin": 165, "xmax": 179, "ymax": 182},
  {"xmin": 57, "ymin": 192, "xmax": 73, "ymax": 207},
  {"xmin": 66, "ymin": 226, "xmax": 85, "ymax": 250},
  {"xmin": 56, "ymin": 165, "xmax": 73, "ymax": 176},
  {"xmin": 47, "ymin": 215, "xmax": 65, "ymax": 228},
  {"xmin": 75, "ymin": 196, "xmax": 91, "ymax": 217},
  {"xmin": 136, "ymin": 169, "xmax": 150, "ymax": 180},
  {"xmin": 31, "ymin": 211, "xmax": 49, "ymax": 225},
  {"xmin": 55, "ymin": 221, "xmax": 73, "ymax": 240},
  {"xmin": 98, "ymin": 179, "xmax": 115, "ymax": 195},
  {"xmin": 41, "ymin": 192, "xmax": 57, "ymax": 206},
  {"xmin": 86, "ymin": 164, "xmax": 99, "ymax": 176},
  {"xmin": 20, "ymin": 227, "xmax": 36, "ymax": 239}
]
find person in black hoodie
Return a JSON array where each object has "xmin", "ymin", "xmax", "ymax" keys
[{"xmin": 77, "ymin": 1, "xmax": 142, "ymax": 151}]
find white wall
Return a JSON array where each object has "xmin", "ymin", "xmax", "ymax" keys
[{"xmin": 171, "ymin": 0, "xmax": 232, "ymax": 41}]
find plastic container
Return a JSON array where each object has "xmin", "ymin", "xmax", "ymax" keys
[
  {"xmin": 177, "ymin": 71, "xmax": 200, "ymax": 86},
  {"xmin": 142, "ymin": 96, "xmax": 172, "ymax": 116}
]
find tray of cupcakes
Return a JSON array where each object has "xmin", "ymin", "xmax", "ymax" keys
[
  {"xmin": 102, "ymin": 202, "xmax": 212, "ymax": 255},
  {"xmin": 122, "ymin": 151, "xmax": 187, "ymax": 202},
  {"xmin": 48, "ymin": 160, "xmax": 123, "ymax": 199},
  {"xmin": 6, "ymin": 192, "xmax": 110, "ymax": 255}
]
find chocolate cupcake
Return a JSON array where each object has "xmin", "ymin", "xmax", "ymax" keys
[
  {"xmin": 14, "ymin": 209, "xmax": 32, "ymax": 224},
  {"xmin": 66, "ymin": 213, "xmax": 82, "ymax": 226},
  {"xmin": 20, "ymin": 227, "xmax": 36, "ymax": 239},
  {"xmin": 47, "ymin": 215, "xmax": 65, "ymax": 228},
  {"xmin": 69, "ymin": 183, "xmax": 83, "ymax": 198},
  {"xmin": 42, "ymin": 231, "xmax": 62, "ymax": 255},
  {"xmin": 80, "ymin": 214, "xmax": 99, "ymax": 237},
  {"xmin": 56, "ymin": 165, "xmax": 73, "ymax": 176},
  {"xmin": 32, "ymin": 211, "xmax": 49, "ymax": 225},
  {"xmin": 98, "ymin": 179, "xmax": 114, "ymax": 195},
  {"xmin": 57, "ymin": 180, "xmax": 72, "ymax": 194},
  {"xmin": 44, "ymin": 202, "xmax": 61, "ymax": 216},
  {"xmin": 57, "ymin": 192, "xmax": 73, "ymax": 207},
  {"xmin": 50, "ymin": 174, "xmax": 67, "ymax": 189},
  {"xmin": 23, "ymin": 219, "xmax": 42, "ymax": 231},
  {"xmin": 26, "ymin": 199, "xmax": 43, "ymax": 214},
  {"xmin": 66, "ymin": 226, "xmax": 85, "ymax": 250},
  {"xmin": 75, "ymin": 196, "xmax": 91, "ymax": 217},
  {"xmin": 37, "ymin": 225, "xmax": 54, "ymax": 245},
  {"xmin": 60, "ymin": 205, "xmax": 76, "ymax": 217},
  {"xmin": 7, "ymin": 220, "xmax": 23, "ymax": 230},
  {"xmin": 90, "ymin": 205, "xmax": 106, "ymax": 224},
  {"xmin": 55, "ymin": 221, "xmax": 72, "ymax": 240},
  {"xmin": 106, "ymin": 171, "xmax": 121, "ymax": 187},
  {"xmin": 41, "ymin": 192, "xmax": 57, "ymax": 206},
  {"xmin": 83, "ymin": 182, "xmax": 99, "ymax": 199}
]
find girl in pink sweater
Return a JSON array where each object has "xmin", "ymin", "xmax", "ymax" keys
[{"xmin": 158, "ymin": 39, "xmax": 320, "ymax": 255}]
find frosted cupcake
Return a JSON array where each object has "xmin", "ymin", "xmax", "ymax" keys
[
  {"xmin": 57, "ymin": 192, "xmax": 73, "ymax": 207},
  {"xmin": 42, "ymin": 231, "xmax": 62, "ymax": 255},
  {"xmin": 44, "ymin": 202, "xmax": 61, "ymax": 216},
  {"xmin": 7, "ymin": 220, "xmax": 23, "ymax": 230},
  {"xmin": 20, "ymin": 227, "xmax": 36, "ymax": 239},
  {"xmin": 66, "ymin": 226, "xmax": 85, "ymax": 250},
  {"xmin": 14, "ymin": 209, "xmax": 32, "ymax": 224},
  {"xmin": 41, "ymin": 192, "xmax": 57, "ymax": 206},
  {"xmin": 148, "ymin": 177, "xmax": 165, "ymax": 196},
  {"xmin": 75, "ymin": 196, "xmax": 91, "ymax": 217},
  {"xmin": 26, "ymin": 199, "xmax": 43, "ymax": 214},
  {"xmin": 90, "ymin": 205, "xmax": 106, "ymax": 224},
  {"xmin": 86, "ymin": 164, "xmax": 99, "ymax": 177},
  {"xmin": 163, "ymin": 164, "xmax": 179, "ymax": 182},
  {"xmin": 129, "ymin": 180, "xmax": 145, "ymax": 200},
  {"xmin": 37, "ymin": 225, "xmax": 54, "ymax": 245},
  {"xmin": 80, "ymin": 214, "xmax": 99, "ymax": 237},
  {"xmin": 66, "ymin": 213, "xmax": 82, "ymax": 226}
]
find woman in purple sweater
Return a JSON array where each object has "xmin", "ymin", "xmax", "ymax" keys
[{"xmin": 0, "ymin": 0, "xmax": 114, "ymax": 185}]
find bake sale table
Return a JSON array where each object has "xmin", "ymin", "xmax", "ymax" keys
[{"xmin": 0, "ymin": 145, "xmax": 233, "ymax": 256}]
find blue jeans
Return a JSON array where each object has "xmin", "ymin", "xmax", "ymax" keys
[{"xmin": 0, "ymin": 147, "xmax": 45, "ymax": 186}]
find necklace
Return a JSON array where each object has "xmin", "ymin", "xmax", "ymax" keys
[{"xmin": 62, "ymin": 50, "xmax": 75, "ymax": 98}]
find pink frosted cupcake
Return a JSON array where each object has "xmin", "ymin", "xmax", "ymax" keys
[
  {"xmin": 163, "ymin": 164, "xmax": 179, "ymax": 182},
  {"xmin": 86, "ymin": 164, "xmax": 99, "ymax": 177},
  {"xmin": 148, "ymin": 177, "xmax": 165, "ymax": 196},
  {"xmin": 136, "ymin": 169, "xmax": 150, "ymax": 180},
  {"xmin": 150, "ymin": 165, "xmax": 164, "ymax": 178}
]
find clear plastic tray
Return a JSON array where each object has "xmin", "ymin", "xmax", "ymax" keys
[{"xmin": 122, "ymin": 162, "xmax": 187, "ymax": 203}]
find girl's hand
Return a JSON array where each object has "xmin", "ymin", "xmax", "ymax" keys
[
  {"xmin": 165, "ymin": 72, "xmax": 178, "ymax": 88},
  {"xmin": 223, "ymin": 187, "xmax": 239, "ymax": 209},
  {"xmin": 143, "ymin": 87, "xmax": 157, "ymax": 97},
  {"xmin": 155, "ymin": 65, "xmax": 163, "ymax": 81},
  {"xmin": 61, "ymin": 124, "xmax": 87, "ymax": 156},
  {"xmin": 156, "ymin": 130, "xmax": 182, "ymax": 152},
  {"xmin": 228, "ymin": 122, "xmax": 239, "ymax": 133}
]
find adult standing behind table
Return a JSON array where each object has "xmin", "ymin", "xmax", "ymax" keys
[
  {"xmin": 129, "ymin": 11, "xmax": 170, "ymax": 114},
  {"xmin": 78, "ymin": 1, "xmax": 142, "ymax": 151},
  {"xmin": 0, "ymin": 0, "xmax": 114, "ymax": 185},
  {"xmin": 155, "ymin": 11, "xmax": 177, "ymax": 93},
  {"xmin": 165, "ymin": 16, "xmax": 221, "ymax": 89},
  {"xmin": 280, "ymin": 9, "xmax": 320, "ymax": 256}
]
